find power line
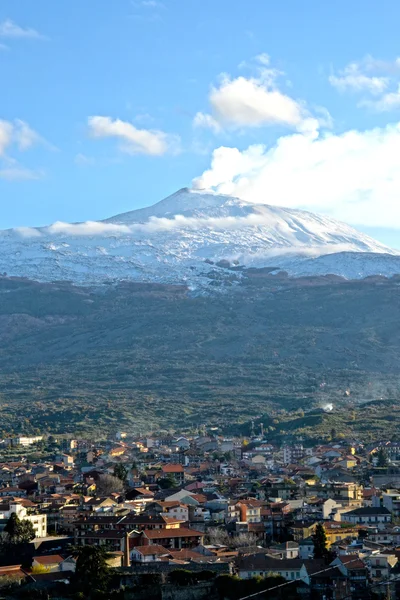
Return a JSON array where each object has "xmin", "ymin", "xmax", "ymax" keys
[{"xmin": 238, "ymin": 556, "xmax": 400, "ymax": 600}]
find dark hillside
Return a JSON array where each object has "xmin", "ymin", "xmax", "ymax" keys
[{"xmin": 0, "ymin": 275, "xmax": 399, "ymax": 437}]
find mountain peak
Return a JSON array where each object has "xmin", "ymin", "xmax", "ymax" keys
[
  {"xmin": 105, "ymin": 187, "xmax": 248, "ymax": 224},
  {"xmin": 0, "ymin": 188, "xmax": 398, "ymax": 287}
]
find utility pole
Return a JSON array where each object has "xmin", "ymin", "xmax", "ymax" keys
[{"xmin": 385, "ymin": 581, "xmax": 391, "ymax": 600}]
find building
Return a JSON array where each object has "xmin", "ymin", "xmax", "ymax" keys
[
  {"xmin": 0, "ymin": 502, "xmax": 47, "ymax": 538},
  {"xmin": 370, "ymin": 553, "xmax": 398, "ymax": 580},
  {"xmin": 11, "ymin": 436, "xmax": 43, "ymax": 447},
  {"xmin": 343, "ymin": 507, "xmax": 391, "ymax": 529},
  {"xmin": 236, "ymin": 500, "xmax": 262, "ymax": 523},
  {"xmin": 298, "ymin": 538, "xmax": 314, "ymax": 560},
  {"xmin": 283, "ymin": 445, "xmax": 304, "ymax": 465},
  {"xmin": 269, "ymin": 541, "xmax": 299, "ymax": 559},
  {"xmin": 382, "ymin": 492, "xmax": 400, "ymax": 517},
  {"xmin": 323, "ymin": 522, "xmax": 359, "ymax": 548},
  {"xmin": 160, "ymin": 464, "xmax": 185, "ymax": 485},
  {"xmin": 131, "ymin": 527, "xmax": 204, "ymax": 549}
]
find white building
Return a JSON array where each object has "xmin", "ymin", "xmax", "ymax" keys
[
  {"xmin": 343, "ymin": 507, "xmax": 391, "ymax": 529},
  {"xmin": 283, "ymin": 444, "xmax": 304, "ymax": 465},
  {"xmin": 12, "ymin": 436, "xmax": 43, "ymax": 447},
  {"xmin": 0, "ymin": 502, "xmax": 47, "ymax": 538}
]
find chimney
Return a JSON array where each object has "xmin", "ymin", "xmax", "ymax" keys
[{"xmin": 123, "ymin": 533, "xmax": 130, "ymax": 568}]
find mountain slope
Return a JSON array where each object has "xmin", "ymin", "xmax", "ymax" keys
[
  {"xmin": 1, "ymin": 276, "xmax": 400, "ymax": 437},
  {"xmin": 0, "ymin": 188, "xmax": 398, "ymax": 286}
]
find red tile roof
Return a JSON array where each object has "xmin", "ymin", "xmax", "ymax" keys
[
  {"xmin": 33, "ymin": 555, "xmax": 64, "ymax": 565},
  {"xmin": 143, "ymin": 527, "xmax": 204, "ymax": 540},
  {"xmin": 161, "ymin": 464, "xmax": 184, "ymax": 474},
  {"xmin": 133, "ymin": 545, "xmax": 168, "ymax": 556}
]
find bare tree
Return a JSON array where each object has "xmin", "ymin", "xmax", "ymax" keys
[
  {"xmin": 206, "ymin": 528, "xmax": 258, "ymax": 549},
  {"xmin": 233, "ymin": 532, "xmax": 258, "ymax": 548},
  {"xmin": 96, "ymin": 474, "xmax": 124, "ymax": 496},
  {"xmin": 206, "ymin": 528, "xmax": 230, "ymax": 546}
]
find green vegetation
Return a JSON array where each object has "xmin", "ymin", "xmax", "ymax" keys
[
  {"xmin": 0, "ymin": 276, "xmax": 400, "ymax": 439},
  {"xmin": 313, "ymin": 523, "xmax": 329, "ymax": 560},
  {"xmin": 71, "ymin": 545, "xmax": 111, "ymax": 596},
  {"xmin": 113, "ymin": 463, "xmax": 128, "ymax": 482},
  {"xmin": 3, "ymin": 513, "xmax": 36, "ymax": 545}
]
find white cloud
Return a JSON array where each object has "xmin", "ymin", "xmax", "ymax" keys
[
  {"xmin": 88, "ymin": 116, "xmax": 178, "ymax": 156},
  {"xmin": 13, "ymin": 120, "xmax": 42, "ymax": 150},
  {"xmin": 0, "ymin": 119, "xmax": 47, "ymax": 181},
  {"xmin": 0, "ymin": 166, "xmax": 43, "ymax": 181},
  {"xmin": 195, "ymin": 56, "xmax": 317, "ymax": 134},
  {"xmin": 0, "ymin": 119, "xmax": 45, "ymax": 155},
  {"xmin": 74, "ymin": 153, "xmax": 95, "ymax": 166},
  {"xmin": 361, "ymin": 85, "xmax": 400, "ymax": 112},
  {"xmin": 329, "ymin": 68, "xmax": 388, "ymax": 94},
  {"xmin": 193, "ymin": 112, "xmax": 222, "ymax": 133},
  {"xmin": 255, "ymin": 53, "xmax": 271, "ymax": 66},
  {"xmin": 209, "ymin": 75, "xmax": 304, "ymax": 129},
  {"xmin": 0, "ymin": 19, "xmax": 44, "ymax": 40},
  {"xmin": 329, "ymin": 55, "xmax": 400, "ymax": 113},
  {"xmin": 140, "ymin": 0, "xmax": 164, "ymax": 6},
  {"xmin": 192, "ymin": 120, "xmax": 400, "ymax": 228},
  {"xmin": 329, "ymin": 56, "xmax": 400, "ymax": 112},
  {"xmin": 0, "ymin": 120, "xmax": 13, "ymax": 156}
]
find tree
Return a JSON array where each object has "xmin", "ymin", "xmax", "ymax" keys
[
  {"xmin": 113, "ymin": 463, "xmax": 128, "ymax": 482},
  {"xmin": 31, "ymin": 564, "xmax": 50, "ymax": 574},
  {"xmin": 377, "ymin": 447, "xmax": 388, "ymax": 467},
  {"xmin": 313, "ymin": 523, "xmax": 329, "ymax": 560},
  {"xmin": 158, "ymin": 475, "xmax": 177, "ymax": 489},
  {"xmin": 71, "ymin": 545, "xmax": 111, "ymax": 594},
  {"xmin": 330, "ymin": 428, "xmax": 337, "ymax": 440},
  {"xmin": 4, "ymin": 513, "xmax": 36, "ymax": 544},
  {"xmin": 96, "ymin": 474, "xmax": 124, "ymax": 496}
]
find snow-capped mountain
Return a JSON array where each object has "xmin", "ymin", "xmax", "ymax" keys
[{"xmin": 0, "ymin": 187, "xmax": 399, "ymax": 287}]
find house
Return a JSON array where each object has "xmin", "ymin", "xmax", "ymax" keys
[
  {"xmin": 117, "ymin": 514, "xmax": 184, "ymax": 531},
  {"xmin": 382, "ymin": 492, "xmax": 400, "ymax": 517},
  {"xmin": 164, "ymin": 490, "xmax": 198, "ymax": 504},
  {"xmin": 237, "ymin": 555, "xmax": 325, "ymax": 585},
  {"xmin": 269, "ymin": 541, "xmax": 299, "ymax": 559},
  {"xmin": 173, "ymin": 438, "xmax": 190, "ymax": 451},
  {"xmin": 291, "ymin": 521, "xmax": 318, "ymax": 542},
  {"xmin": 330, "ymin": 555, "xmax": 369, "ymax": 593},
  {"xmin": 283, "ymin": 445, "xmax": 304, "ymax": 465},
  {"xmin": 343, "ymin": 507, "xmax": 391, "ymax": 529},
  {"xmin": 60, "ymin": 556, "xmax": 77, "ymax": 572},
  {"xmin": 236, "ymin": 500, "xmax": 262, "ymax": 523},
  {"xmin": 370, "ymin": 553, "xmax": 398, "ymax": 580},
  {"xmin": 323, "ymin": 522, "xmax": 359, "ymax": 548},
  {"xmin": 161, "ymin": 464, "xmax": 185, "ymax": 485},
  {"xmin": 0, "ymin": 565, "xmax": 27, "ymax": 582},
  {"xmin": 0, "ymin": 502, "xmax": 47, "ymax": 538},
  {"xmin": 322, "ymin": 498, "xmax": 342, "ymax": 519},
  {"xmin": 11, "ymin": 436, "xmax": 43, "ymax": 447},
  {"xmin": 32, "ymin": 555, "xmax": 64, "ymax": 573},
  {"xmin": 75, "ymin": 529, "xmax": 130, "ymax": 553},
  {"xmin": 0, "ymin": 487, "xmax": 27, "ymax": 498},
  {"xmin": 145, "ymin": 501, "xmax": 190, "ymax": 522},
  {"xmin": 298, "ymin": 538, "xmax": 314, "ymax": 560},
  {"xmin": 336, "ymin": 456, "xmax": 358, "ymax": 470},
  {"xmin": 131, "ymin": 527, "xmax": 204, "ymax": 549},
  {"xmin": 131, "ymin": 545, "xmax": 168, "ymax": 563},
  {"xmin": 237, "ymin": 555, "xmax": 307, "ymax": 581}
]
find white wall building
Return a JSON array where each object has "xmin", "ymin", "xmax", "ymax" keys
[{"xmin": 0, "ymin": 502, "xmax": 47, "ymax": 538}]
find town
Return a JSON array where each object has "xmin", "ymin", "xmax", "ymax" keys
[{"xmin": 0, "ymin": 431, "xmax": 400, "ymax": 598}]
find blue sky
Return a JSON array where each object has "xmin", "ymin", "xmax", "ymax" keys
[{"xmin": 1, "ymin": 0, "xmax": 400, "ymax": 247}]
